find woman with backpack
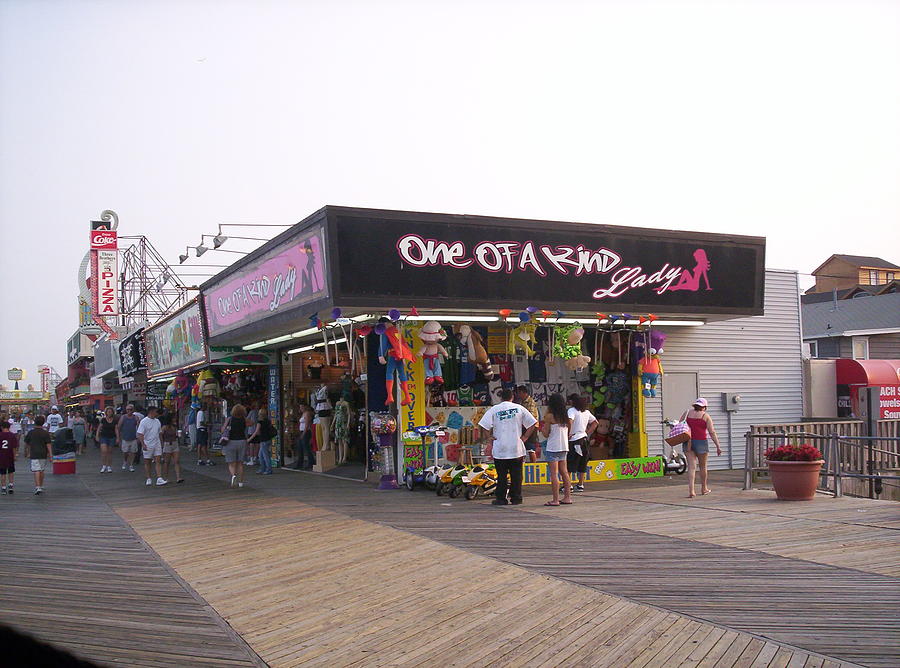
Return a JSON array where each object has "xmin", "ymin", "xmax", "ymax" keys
[
  {"xmin": 249, "ymin": 407, "xmax": 275, "ymax": 475},
  {"xmin": 222, "ymin": 404, "xmax": 248, "ymax": 488}
]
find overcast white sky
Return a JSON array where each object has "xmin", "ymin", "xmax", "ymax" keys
[{"xmin": 1, "ymin": 0, "xmax": 898, "ymax": 383}]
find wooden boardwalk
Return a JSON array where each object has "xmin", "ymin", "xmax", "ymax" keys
[
  {"xmin": 0, "ymin": 468, "xmax": 264, "ymax": 667},
  {"xmin": 5, "ymin": 448, "xmax": 899, "ymax": 667},
  {"xmin": 91, "ymin": 484, "xmax": 851, "ymax": 667}
]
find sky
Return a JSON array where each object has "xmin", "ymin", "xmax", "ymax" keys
[{"xmin": 1, "ymin": 0, "xmax": 898, "ymax": 383}]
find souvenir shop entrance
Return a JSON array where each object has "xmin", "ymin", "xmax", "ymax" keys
[{"xmin": 198, "ymin": 206, "xmax": 765, "ymax": 484}]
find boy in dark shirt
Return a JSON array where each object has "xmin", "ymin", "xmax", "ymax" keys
[
  {"xmin": 0, "ymin": 420, "xmax": 18, "ymax": 494},
  {"xmin": 24, "ymin": 415, "xmax": 53, "ymax": 495}
]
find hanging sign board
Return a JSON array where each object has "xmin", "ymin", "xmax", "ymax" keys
[
  {"xmin": 202, "ymin": 225, "xmax": 328, "ymax": 339},
  {"xmin": 878, "ymin": 385, "xmax": 900, "ymax": 420},
  {"xmin": 144, "ymin": 299, "xmax": 208, "ymax": 378}
]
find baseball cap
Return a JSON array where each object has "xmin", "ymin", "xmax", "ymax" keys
[
  {"xmin": 692, "ymin": 397, "xmax": 708, "ymax": 408},
  {"xmin": 51, "ymin": 405, "xmax": 58, "ymax": 410}
]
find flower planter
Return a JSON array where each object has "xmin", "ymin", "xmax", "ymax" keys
[{"xmin": 766, "ymin": 460, "xmax": 824, "ymax": 501}]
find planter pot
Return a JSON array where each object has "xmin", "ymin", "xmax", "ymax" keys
[{"xmin": 766, "ymin": 460, "xmax": 825, "ymax": 501}]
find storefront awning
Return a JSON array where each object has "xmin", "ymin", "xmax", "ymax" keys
[
  {"xmin": 200, "ymin": 206, "xmax": 766, "ymax": 348},
  {"xmin": 835, "ymin": 358, "xmax": 900, "ymax": 387}
]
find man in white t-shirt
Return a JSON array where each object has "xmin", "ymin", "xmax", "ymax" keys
[
  {"xmin": 44, "ymin": 407, "xmax": 65, "ymax": 434},
  {"xmin": 478, "ymin": 388, "xmax": 537, "ymax": 506},
  {"xmin": 137, "ymin": 406, "xmax": 167, "ymax": 486}
]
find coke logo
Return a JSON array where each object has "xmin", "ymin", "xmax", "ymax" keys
[{"xmin": 91, "ymin": 231, "xmax": 117, "ymax": 247}]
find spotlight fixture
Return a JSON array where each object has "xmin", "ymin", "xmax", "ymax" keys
[
  {"xmin": 195, "ymin": 244, "xmax": 209, "ymax": 257},
  {"xmin": 178, "ymin": 253, "xmax": 188, "ymax": 264},
  {"xmin": 213, "ymin": 234, "xmax": 228, "ymax": 248}
]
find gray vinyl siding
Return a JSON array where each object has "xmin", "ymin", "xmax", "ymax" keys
[
  {"xmin": 869, "ymin": 333, "xmax": 900, "ymax": 359},
  {"xmin": 644, "ymin": 270, "xmax": 804, "ymax": 470},
  {"xmin": 839, "ymin": 337, "xmax": 853, "ymax": 358}
]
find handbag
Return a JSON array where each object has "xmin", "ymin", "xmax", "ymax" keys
[{"xmin": 665, "ymin": 420, "xmax": 691, "ymax": 446}]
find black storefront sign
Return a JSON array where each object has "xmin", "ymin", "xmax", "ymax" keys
[
  {"xmin": 331, "ymin": 208, "xmax": 765, "ymax": 316},
  {"xmin": 119, "ymin": 328, "xmax": 146, "ymax": 377}
]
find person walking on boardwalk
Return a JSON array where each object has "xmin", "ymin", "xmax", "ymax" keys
[
  {"xmin": 24, "ymin": 415, "xmax": 52, "ymax": 495},
  {"xmin": 44, "ymin": 406, "xmax": 64, "ymax": 435},
  {"xmin": 0, "ymin": 420, "xmax": 19, "ymax": 495},
  {"xmin": 222, "ymin": 404, "xmax": 248, "ymax": 488},
  {"xmin": 96, "ymin": 406, "xmax": 118, "ymax": 473},
  {"xmin": 160, "ymin": 416, "xmax": 183, "ymax": 484},
  {"xmin": 249, "ymin": 407, "xmax": 274, "ymax": 475},
  {"xmin": 683, "ymin": 397, "xmax": 722, "ymax": 498},
  {"xmin": 195, "ymin": 401, "xmax": 214, "ymax": 466},
  {"xmin": 137, "ymin": 406, "xmax": 167, "ymax": 486},
  {"xmin": 477, "ymin": 387, "xmax": 538, "ymax": 506},
  {"xmin": 117, "ymin": 404, "xmax": 141, "ymax": 472},
  {"xmin": 72, "ymin": 411, "xmax": 86, "ymax": 455},
  {"xmin": 541, "ymin": 393, "xmax": 573, "ymax": 507}
]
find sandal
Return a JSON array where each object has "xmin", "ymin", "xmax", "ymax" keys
[
  {"xmin": 544, "ymin": 501, "xmax": 560, "ymax": 506},
  {"xmin": 560, "ymin": 500, "xmax": 573, "ymax": 505}
]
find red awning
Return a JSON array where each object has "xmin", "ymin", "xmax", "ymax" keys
[{"xmin": 835, "ymin": 359, "xmax": 900, "ymax": 386}]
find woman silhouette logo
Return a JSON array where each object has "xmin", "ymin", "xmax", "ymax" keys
[{"xmin": 669, "ymin": 249, "xmax": 712, "ymax": 292}]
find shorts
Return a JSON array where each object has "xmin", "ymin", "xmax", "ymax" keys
[
  {"xmin": 544, "ymin": 449, "xmax": 568, "ymax": 462},
  {"xmin": 196, "ymin": 428, "xmax": 209, "ymax": 446},
  {"xmin": 100, "ymin": 437, "xmax": 117, "ymax": 448},
  {"xmin": 30, "ymin": 459, "xmax": 47, "ymax": 472},
  {"xmin": 120, "ymin": 439, "xmax": 139, "ymax": 454},
  {"xmin": 142, "ymin": 443, "xmax": 163, "ymax": 459},
  {"xmin": 222, "ymin": 440, "xmax": 247, "ymax": 463},
  {"xmin": 567, "ymin": 439, "xmax": 590, "ymax": 473},
  {"xmin": 688, "ymin": 439, "xmax": 709, "ymax": 455},
  {"xmin": 162, "ymin": 442, "xmax": 179, "ymax": 455},
  {"xmin": 0, "ymin": 465, "xmax": 14, "ymax": 475}
]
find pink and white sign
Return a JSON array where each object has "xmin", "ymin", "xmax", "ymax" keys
[
  {"xmin": 90, "ymin": 229, "xmax": 118, "ymax": 250},
  {"xmin": 204, "ymin": 226, "xmax": 327, "ymax": 337}
]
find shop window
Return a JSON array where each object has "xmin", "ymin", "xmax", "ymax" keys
[
  {"xmin": 868, "ymin": 270, "xmax": 878, "ymax": 284},
  {"xmin": 851, "ymin": 337, "xmax": 869, "ymax": 360},
  {"xmin": 887, "ymin": 272, "xmax": 895, "ymax": 282}
]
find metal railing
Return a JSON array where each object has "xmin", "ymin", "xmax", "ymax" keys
[{"xmin": 743, "ymin": 431, "xmax": 900, "ymax": 498}]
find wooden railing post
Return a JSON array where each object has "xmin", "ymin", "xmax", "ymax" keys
[{"xmin": 744, "ymin": 432, "xmax": 753, "ymax": 490}]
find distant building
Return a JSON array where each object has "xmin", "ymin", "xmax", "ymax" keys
[
  {"xmin": 802, "ymin": 292, "xmax": 900, "ymax": 360},
  {"xmin": 806, "ymin": 254, "xmax": 899, "ymax": 294}
]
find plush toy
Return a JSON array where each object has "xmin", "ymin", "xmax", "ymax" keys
[
  {"xmin": 165, "ymin": 380, "xmax": 177, "ymax": 399},
  {"xmin": 225, "ymin": 374, "xmax": 242, "ymax": 395},
  {"xmin": 198, "ymin": 369, "xmax": 220, "ymax": 398},
  {"xmin": 553, "ymin": 323, "xmax": 591, "ymax": 371},
  {"xmin": 508, "ymin": 322, "xmax": 538, "ymax": 356},
  {"xmin": 416, "ymin": 321, "xmax": 449, "ymax": 385},
  {"xmin": 637, "ymin": 330, "xmax": 667, "ymax": 397},
  {"xmin": 378, "ymin": 316, "xmax": 416, "ymax": 406},
  {"xmin": 456, "ymin": 324, "xmax": 494, "ymax": 380}
]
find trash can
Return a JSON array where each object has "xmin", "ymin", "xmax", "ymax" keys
[{"xmin": 52, "ymin": 428, "xmax": 77, "ymax": 475}]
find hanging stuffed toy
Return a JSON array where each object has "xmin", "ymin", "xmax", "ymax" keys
[
  {"xmin": 456, "ymin": 324, "xmax": 494, "ymax": 380},
  {"xmin": 225, "ymin": 373, "xmax": 242, "ymax": 395},
  {"xmin": 416, "ymin": 320, "xmax": 449, "ymax": 385},
  {"xmin": 637, "ymin": 330, "xmax": 667, "ymax": 397},
  {"xmin": 552, "ymin": 323, "xmax": 591, "ymax": 371},
  {"xmin": 508, "ymin": 322, "xmax": 538, "ymax": 356},
  {"xmin": 198, "ymin": 369, "xmax": 220, "ymax": 398},
  {"xmin": 378, "ymin": 314, "xmax": 416, "ymax": 406}
]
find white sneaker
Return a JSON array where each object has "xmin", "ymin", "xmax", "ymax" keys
[
  {"xmin": 146, "ymin": 478, "xmax": 153, "ymax": 486},
  {"xmin": 129, "ymin": 466, "xmax": 135, "ymax": 472},
  {"xmin": 156, "ymin": 478, "xmax": 168, "ymax": 486},
  {"xmin": 122, "ymin": 464, "xmax": 127, "ymax": 470},
  {"xmin": 106, "ymin": 466, "xmax": 112, "ymax": 473},
  {"xmin": 100, "ymin": 467, "xmax": 106, "ymax": 473},
  {"xmin": 230, "ymin": 475, "xmax": 236, "ymax": 487},
  {"xmin": 238, "ymin": 482, "xmax": 244, "ymax": 488}
]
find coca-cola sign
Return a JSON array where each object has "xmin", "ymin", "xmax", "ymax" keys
[{"xmin": 90, "ymin": 230, "xmax": 118, "ymax": 249}]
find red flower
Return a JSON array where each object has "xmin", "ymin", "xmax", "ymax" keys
[{"xmin": 764, "ymin": 443, "xmax": 823, "ymax": 462}]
